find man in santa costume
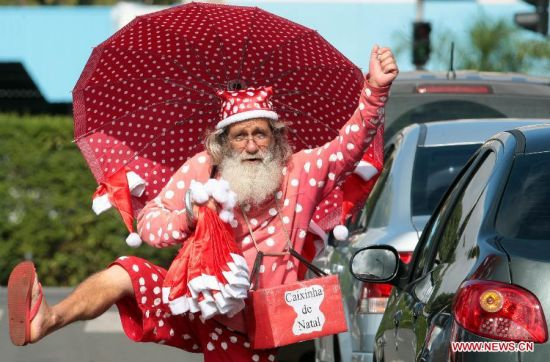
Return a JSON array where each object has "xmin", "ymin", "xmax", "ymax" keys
[{"xmin": 8, "ymin": 45, "xmax": 397, "ymax": 361}]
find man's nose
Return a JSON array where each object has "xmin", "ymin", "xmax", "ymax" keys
[{"xmin": 245, "ymin": 138, "xmax": 259, "ymax": 153}]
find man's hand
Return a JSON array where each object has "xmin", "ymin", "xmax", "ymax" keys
[
  {"xmin": 188, "ymin": 198, "xmax": 218, "ymax": 229},
  {"xmin": 368, "ymin": 45, "xmax": 398, "ymax": 88}
]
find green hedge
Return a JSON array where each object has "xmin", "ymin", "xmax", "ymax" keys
[{"xmin": 0, "ymin": 113, "xmax": 177, "ymax": 286}]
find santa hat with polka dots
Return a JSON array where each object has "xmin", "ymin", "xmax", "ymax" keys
[
  {"xmin": 92, "ymin": 167, "xmax": 146, "ymax": 248},
  {"xmin": 216, "ymin": 86, "xmax": 278, "ymax": 129}
]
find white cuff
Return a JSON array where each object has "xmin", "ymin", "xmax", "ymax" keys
[
  {"xmin": 92, "ymin": 194, "xmax": 112, "ymax": 215},
  {"xmin": 354, "ymin": 161, "xmax": 379, "ymax": 181},
  {"xmin": 127, "ymin": 171, "xmax": 146, "ymax": 197}
]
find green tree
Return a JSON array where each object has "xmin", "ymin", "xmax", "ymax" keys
[
  {"xmin": 0, "ymin": 114, "xmax": 177, "ymax": 286},
  {"xmin": 454, "ymin": 16, "xmax": 550, "ymax": 73}
]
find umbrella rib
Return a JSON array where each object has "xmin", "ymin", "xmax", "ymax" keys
[
  {"xmin": 236, "ymin": 10, "xmax": 260, "ymax": 85},
  {"xmin": 216, "ymin": 34, "xmax": 232, "ymax": 90},
  {"xmin": 286, "ymin": 126, "xmax": 313, "ymax": 150},
  {"xmin": 108, "ymin": 102, "xmax": 214, "ymax": 171},
  {"xmin": 76, "ymin": 76, "xmax": 218, "ymax": 100},
  {"xmin": 170, "ymin": 59, "xmax": 225, "ymax": 92},
  {"xmin": 247, "ymin": 29, "xmax": 316, "ymax": 80},
  {"xmin": 253, "ymin": 63, "xmax": 360, "ymax": 86},
  {"xmin": 272, "ymin": 99, "xmax": 340, "ymax": 136},
  {"xmin": 74, "ymin": 98, "xmax": 217, "ymax": 141},
  {"xmin": 275, "ymin": 87, "xmax": 361, "ymax": 109},
  {"xmin": 162, "ymin": 78, "xmax": 220, "ymax": 98},
  {"xmin": 139, "ymin": 16, "xmax": 226, "ymax": 89}
]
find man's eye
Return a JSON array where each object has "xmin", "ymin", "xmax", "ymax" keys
[
  {"xmin": 255, "ymin": 134, "xmax": 266, "ymax": 140},
  {"xmin": 234, "ymin": 136, "xmax": 246, "ymax": 142}
]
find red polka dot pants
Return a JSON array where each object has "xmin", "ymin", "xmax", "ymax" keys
[{"xmin": 111, "ymin": 256, "xmax": 278, "ymax": 362}]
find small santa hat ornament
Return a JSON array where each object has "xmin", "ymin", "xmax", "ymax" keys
[
  {"xmin": 216, "ymin": 86, "xmax": 278, "ymax": 129},
  {"xmin": 92, "ymin": 167, "xmax": 142, "ymax": 248}
]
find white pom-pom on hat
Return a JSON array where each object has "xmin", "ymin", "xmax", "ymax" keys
[
  {"xmin": 333, "ymin": 225, "xmax": 349, "ymax": 241},
  {"xmin": 126, "ymin": 232, "xmax": 142, "ymax": 248}
]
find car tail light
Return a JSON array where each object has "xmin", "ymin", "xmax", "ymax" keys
[
  {"xmin": 416, "ymin": 84, "xmax": 492, "ymax": 94},
  {"xmin": 399, "ymin": 251, "xmax": 413, "ymax": 264},
  {"xmin": 453, "ymin": 280, "xmax": 548, "ymax": 343},
  {"xmin": 357, "ymin": 251, "xmax": 413, "ymax": 314}
]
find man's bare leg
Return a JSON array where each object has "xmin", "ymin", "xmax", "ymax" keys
[{"xmin": 29, "ymin": 265, "xmax": 133, "ymax": 343}]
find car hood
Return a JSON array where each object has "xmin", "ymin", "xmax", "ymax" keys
[{"xmin": 350, "ymin": 226, "xmax": 420, "ymax": 252}]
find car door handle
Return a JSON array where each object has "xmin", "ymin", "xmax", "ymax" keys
[{"xmin": 413, "ymin": 302, "xmax": 424, "ymax": 319}]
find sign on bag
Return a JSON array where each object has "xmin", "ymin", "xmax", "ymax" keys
[{"xmin": 245, "ymin": 275, "xmax": 348, "ymax": 349}]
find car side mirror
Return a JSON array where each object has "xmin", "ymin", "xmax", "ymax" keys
[{"xmin": 349, "ymin": 245, "xmax": 400, "ymax": 283}]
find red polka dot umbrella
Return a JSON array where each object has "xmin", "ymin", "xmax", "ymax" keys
[{"xmin": 73, "ymin": 2, "xmax": 364, "ymax": 216}]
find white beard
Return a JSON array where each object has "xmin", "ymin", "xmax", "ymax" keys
[{"xmin": 220, "ymin": 150, "xmax": 283, "ymax": 206}]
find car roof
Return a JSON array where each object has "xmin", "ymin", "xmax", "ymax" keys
[
  {"xmin": 401, "ymin": 118, "xmax": 550, "ymax": 147},
  {"xmin": 392, "ymin": 71, "xmax": 550, "ymax": 96},
  {"xmin": 513, "ymin": 124, "xmax": 550, "ymax": 154}
]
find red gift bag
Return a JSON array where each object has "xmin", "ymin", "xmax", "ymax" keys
[{"xmin": 245, "ymin": 249, "xmax": 348, "ymax": 349}]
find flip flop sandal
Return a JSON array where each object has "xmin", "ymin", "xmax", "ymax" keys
[{"xmin": 8, "ymin": 261, "xmax": 43, "ymax": 346}]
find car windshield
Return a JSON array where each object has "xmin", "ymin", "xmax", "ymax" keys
[
  {"xmin": 496, "ymin": 152, "xmax": 550, "ymax": 241},
  {"xmin": 411, "ymin": 144, "xmax": 481, "ymax": 217}
]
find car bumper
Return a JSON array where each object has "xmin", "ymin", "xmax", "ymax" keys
[{"xmin": 351, "ymin": 351, "xmax": 374, "ymax": 362}]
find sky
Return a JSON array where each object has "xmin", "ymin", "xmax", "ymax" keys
[{"xmin": 0, "ymin": 0, "xmax": 538, "ymax": 102}]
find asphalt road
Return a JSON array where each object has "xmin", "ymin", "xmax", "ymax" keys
[{"xmin": 0, "ymin": 287, "xmax": 314, "ymax": 362}]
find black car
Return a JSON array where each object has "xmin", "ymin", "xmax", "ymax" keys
[{"xmin": 350, "ymin": 123, "xmax": 550, "ymax": 361}]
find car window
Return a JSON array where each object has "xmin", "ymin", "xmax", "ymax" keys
[
  {"xmin": 496, "ymin": 151, "xmax": 550, "ymax": 240},
  {"xmin": 352, "ymin": 143, "xmax": 398, "ymax": 232},
  {"xmin": 364, "ymin": 145, "xmax": 397, "ymax": 229},
  {"xmin": 429, "ymin": 152, "xmax": 496, "ymax": 268},
  {"xmin": 386, "ymin": 100, "xmax": 505, "ymax": 139},
  {"xmin": 411, "ymin": 144, "xmax": 481, "ymax": 217},
  {"xmin": 409, "ymin": 151, "xmax": 487, "ymax": 282}
]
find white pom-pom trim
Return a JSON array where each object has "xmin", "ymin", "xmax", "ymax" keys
[
  {"xmin": 333, "ymin": 225, "xmax": 349, "ymax": 241},
  {"xmin": 126, "ymin": 232, "xmax": 142, "ymax": 248}
]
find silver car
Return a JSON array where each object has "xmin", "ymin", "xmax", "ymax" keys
[{"xmin": 314, "ymin": 119, "xmax": 550, "ymax": 362}]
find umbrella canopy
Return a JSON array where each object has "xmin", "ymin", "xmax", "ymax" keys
[{"xmin": 73, "ymin": 2, "xmax": 364, "ymax": 213}]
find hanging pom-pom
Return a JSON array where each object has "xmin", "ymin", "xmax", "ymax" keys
[
  {"xmin": 333, "ymin": 225, "xmax": 349, "ymax": 241},
  {"xmin": 219, "ymin": 209, "xmax": 234, "ymax": 223},
  {"xmin": 211, "ymin": 182, "xmax": 229, "ymax": 204},
  {"xmin": 204, "ymin": 178, "xmax": 219, "ymax": 196},
  {"xmin": 223, "ymin": 191, "xmax": 237, "ymax": 210},
  {"xmin": 190, "ymin": 180, "xmax": 209, "ymax": 204},
  {"xmin": 126, "ymin": 232, "xmax": 142, "ymax": 248}
]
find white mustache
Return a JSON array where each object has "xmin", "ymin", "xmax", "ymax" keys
[{"xmin": 238, "ymin": 149, "xmax": 270, "ymax": 162}]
